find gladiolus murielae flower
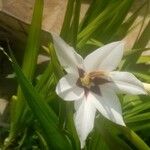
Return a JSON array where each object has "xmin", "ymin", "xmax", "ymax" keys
[{"xmin": 52, "ymin": 34, "xmax": 146, "ymax": 148}]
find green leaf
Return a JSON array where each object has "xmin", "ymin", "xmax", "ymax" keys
[
  {"xmin": 10, "ymin": 53, "xmax": 72, "ymax": 150},
  {"xmin": 122, "ymin": 20, "xmax": 150, "ymax": 69},
  {"xmin": 61, "ymin": 0, "xmax": 81, "ymax": 48},
  {"xmin": 128, "ymin": 121, "xmax": 150, "ymax": 131},
  {"xmin": 113, "ymin": 1, "xmax": 147, "ymax": 40},
  {"xmin": 124, "ymin": 98, "xmax": 150, "ymax": 118},
  {"xmin": 95, "ymin": 117, "xmax": 132, "ymax": 150},
  {"xmin": 125, "ymin": 112, "xmax": 150, "ymax": 123},
  {"xmin": 123, "ymin": 47, "xmax": 150, "ymax": 57},
  {"xmin": 120, "ymin": 127, "xmax": 150, "ymax": 150},
  {"xmin": 7, "ymin": 0, "xmax": 44, "ymax": 146},
  {"xmin": 69, "ymin": 0, "xmax": 81, "ymax": 47},
  {"xmin": 133, "ymin": 71, "xmax": 150, "ymax": 82},
  {"xmin": 60, "ymin": 0, "xmax": 75, "ymax": 40},
  {"xmin": 137, "ymin": 55, "xmax": 150, "ymax": 64},
  {"xmin": 77, "ymin": 0, "xmax": 121, "ymax": 48},
  {"xmin": 93, "ymin": 112, "xmax": 150, "ymax": 150},
  {"xmin": 100, "ymin": 0, "xmax": 134, "ymax": 42},
  {"xmin": 79, "ymin": 0, "xmax": 110, "ymax": 31},
  {"xmin": 88, "ymin": 130, "xmax": 109, "ymax": 150}
]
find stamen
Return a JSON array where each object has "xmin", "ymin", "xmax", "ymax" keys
[
  {"xmin": 80, "ymin": 74, "xmax": 91, "ymax": 88},
  {"xmin": 89, "ymin": 71, "xmax": 107, "ymax": 79}
]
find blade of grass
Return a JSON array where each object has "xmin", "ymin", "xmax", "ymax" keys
[
  {"xmin": 113, "ymin": 1, "xmax": 147, "ymax": 40},
  {"xmin": 120, "ymin": 127, "xmax": 150, "ymax": 150},
  {"xmin": 137, "ymin": 55, "xmax": 150, "ymax": 64},
  {"xmin": 134, "ymin": 0, "xmax": 150, "ymax": 47},
  {"xmin": 60, "ymin": 0, "xmax": 75, "ymax": 40},
  {"xmin": 79, "ymin": 0, "xmax": 110, "ymax": 31},
  {"xmin": 122, "ymin": 20, "xmax": 150, "ymax": 69},
  {"xmin": 124, "ymin": 100, "xmax": 150, "ymax": 118},
  {"xmin": 5, "ymin": 0, "xmax": 44, "ymax": 147},
  {"xmin": 69, "ymin": 0, "xmax": 81, "ymax": 48},
  {"xmin": 96, "ymin": 115, "xmax": 150, "ymax": 150},
  {"xmin": 125, "ymin": 112, "xmax": 150, "ymax": 123},
  {"xmin": 127, "ymin": 121, "xmax": 150, "ymax": 131},
  {"xmin": 95, "ymin": 117, "xmax": 132, "ymax": 150},
  {"xmin": 100, "ymin": 0, "xmax": 134, "ymax": 42},
  {"xmin": 123, "ymin": 47, "xmax": 150, "ymax": 57},
  {"xmin": 8, "ymin": 52, "xmax": 72, "ymax": 150},
  {"xmin": 77, "ymin": 0, "xmax": 122, "ymax": 48},
  {"xmin": 61, "ymin": 0, "xmax": 81, "ymax": 48}
]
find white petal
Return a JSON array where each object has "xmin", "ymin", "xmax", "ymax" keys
[
  {"xmin": 74, "ymin": 100, "xmax": 82, "ymax": 111},
  {"xmin": 74, "ymin": 97, "xmax": 96, "ymax": 148},
  {"xmin": 109, "ymin": 71, "xmax": 146, "ymax": 95},
  {"xmin": 84, "ymin": 41, "xmax": 124, "ymax": 72},
  {"xmin": 56, "ymin": 74, "xmax": 84, "ymax": 101},
  {"xmin": 90, "ymin": 89, "xmax": 125, "ymax": 126},
  {"xmin": 52, "ymin": 34, "xmax": 84, "ymax": 75}
]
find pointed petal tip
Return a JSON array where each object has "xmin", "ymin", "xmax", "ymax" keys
[
  {"xmin": 110, "ymin": 113, "xmax": 126, "ymax": 127},
  {"xmin": 51, "ymin": 33, "xmax": 65, "ymax": 45},
  {"xmin": 140, "ymin": 89, "xmax": 148, "ymax": 95},
  {"xmin": 111, "ymin": 119, "xmax": 126, "ymax": 127},
  {"xmin": 80, "ymin": 141, "xmax": 85, "ymax": 149},
  {"xmin": 115, "ymin": 40, "xmax": 125, "ymax": 45},
  {"xmin": 143, "ymin": 83, "xmax": 150, "ymax": 94},
  {"xmin": 50, "ymin": 32, "xmax": 57, "ymax": 37},
  {"xmin": 115, "ymin": 41, "xmax": 125, "ymax": 48},
  {"xmin": 110, "ymin": 71, "xmax": 147, "ymax": 95},
  {"xmin": 74, "ymin": 98, "xmax": 96, "ymax": 149},
  {"xmin": 118, "ymin": 120, "xmax": 126, "ymax": 127},
  {"xmin": 51, "ymin": 32, "xmax": 60, "ymax": 43},
  {"xmin": 112, "ymin": 41, "xmax": 125, "ymax": 52}
]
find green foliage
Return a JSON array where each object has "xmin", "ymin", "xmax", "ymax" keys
[
  {"xmin": 1, "ymin": 0, "xmax": 150, "ymax": 149},
  {"xmin": 9, "ymin": 52, "xmax": 72, "ymax": 150},
  {"xmin": 6, "ymin": 0, "xmax": 44, "ymax": 148}
]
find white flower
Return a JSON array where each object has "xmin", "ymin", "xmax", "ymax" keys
[{"xmin": 52, "ymin": 34, "xmax": 146, "ymax": 148}]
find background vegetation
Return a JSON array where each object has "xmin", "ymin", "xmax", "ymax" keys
[{"xmin": 0, "ymin": 0, "xmax": 150, "ymax": 149}]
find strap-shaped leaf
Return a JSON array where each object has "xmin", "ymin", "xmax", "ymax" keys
[{"xmin": 10, "ymin": 53, "xmax": 72, "ymax": 150}]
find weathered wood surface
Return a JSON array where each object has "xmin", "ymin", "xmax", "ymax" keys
[{"xmin": 0, "ymin": 0, "xmax": 68, "ymax": 33}]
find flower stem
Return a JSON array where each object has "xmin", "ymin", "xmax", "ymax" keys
[{"xmin": 121, "ymin": 127, "xmax": 150, "ymax": 150}]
